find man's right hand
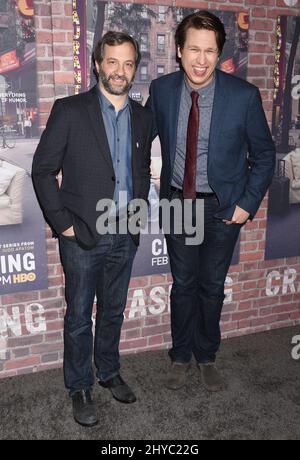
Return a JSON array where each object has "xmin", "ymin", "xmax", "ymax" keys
[{"xmin": 61, "ymin": 226, "xmax": 75, "ymax": 237}]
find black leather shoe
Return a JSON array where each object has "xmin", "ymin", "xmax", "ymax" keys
[
  {"xmin": 72, "ymin": 389, "xmax": 98, "ymax": 427},
  {"xmin": 99, "ymin": 375, "xmax": 136, "ymax": 404}
]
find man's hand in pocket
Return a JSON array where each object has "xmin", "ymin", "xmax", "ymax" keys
[{"xmin": 62, "ymin": 226, "xmax": 75, "ymax": 237}]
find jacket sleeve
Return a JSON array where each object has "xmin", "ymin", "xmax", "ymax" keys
[
  {"xmin": 139, "ymin": 113, "xmax": 153, "ymax": 203},
  {"xmin": 32, "ymin": 99, "xmax": 73, "ymax": 235},
  {"xmin": 145, "ymin": 82, "xmax": 159, "ymax": 141},
  {"xmin": 237, "ymin": 88, "xmax": 276, "ymax": 217}
]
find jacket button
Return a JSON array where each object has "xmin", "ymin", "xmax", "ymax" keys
[{"xmin": 111, "ymin": 176, "xmax": 116, "ymax": 182}]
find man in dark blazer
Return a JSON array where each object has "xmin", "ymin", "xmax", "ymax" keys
[
  {"xmin": 32, "ymin": 31, "xmax": 152, "ymax": 427},
  {"xmin": 146, "ymin": 11, "xmax": 275, "ymax": 392}
]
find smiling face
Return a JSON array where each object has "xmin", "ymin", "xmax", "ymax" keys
[
  {"xmin": 178, "ymin": 27, "xmax": 219, "ymax": 89},
  {"xmin": 96, "ymin": 42, "xmax": 136, "ymax": 96}
]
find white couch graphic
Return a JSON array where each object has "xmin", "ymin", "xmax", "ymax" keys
[{"xmin": 0, "ymin": 160, "xmax": 26, "ymax": 225}]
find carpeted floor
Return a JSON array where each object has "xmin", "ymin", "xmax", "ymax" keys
[{"xmin": 0, "ymin": 326, "xmax": 299, "ymax": 440}]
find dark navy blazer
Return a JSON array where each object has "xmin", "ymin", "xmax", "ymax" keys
[
  {"xmin": 32, "ymin": 85, "xmax": 152, "ymax": 249},
  {"xmin": 146, "ymin": 69, "xmax": 276, "ymax": 220}
]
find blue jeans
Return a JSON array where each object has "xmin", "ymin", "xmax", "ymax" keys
[
  {"xmin": 58, "ymin": 233, "xmax": 137, "ymax": 395},
  {"xmin": 165, "ymin": 190, "xmax": 241, "ymax": 364}
]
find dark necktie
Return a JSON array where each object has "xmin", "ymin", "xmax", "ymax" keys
[{"xmin": 183, "ymin": 90, "xmax": 199, "ymax": 200}]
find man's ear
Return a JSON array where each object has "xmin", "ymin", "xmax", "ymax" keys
[{"xmin": 177, "ymin": 46, "xmax": 182, "ymax": 59}]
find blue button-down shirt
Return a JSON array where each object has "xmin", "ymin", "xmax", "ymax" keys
[{"xmin": 98, "ymin": 88, "xmax": 133, "ymax": 215}]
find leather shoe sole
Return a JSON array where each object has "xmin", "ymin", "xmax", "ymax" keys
[{"xmin": 74, "ymin": 416, "xmax": 99, "ymax": 428}]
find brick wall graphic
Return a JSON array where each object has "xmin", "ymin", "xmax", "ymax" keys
[
  {"xmin": 0, "ymin": 0, "xmax": 299, "ymax": 378},
  {"xmin": 85, "ymin": 2, "xmax": 249, "ymax": 275}
]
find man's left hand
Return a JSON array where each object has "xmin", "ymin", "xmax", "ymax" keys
[{"xmin": 223, "ymin": 205, "xmax": 250, "ymax": 225}]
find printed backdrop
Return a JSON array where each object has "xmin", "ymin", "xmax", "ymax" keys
[
  {"xmin": 266, "ymin": 15, "xmax": 300, "ymax": 260},
  {"xmin": 75, "ymin": 0, "xmax": 250, "ymax": 276},
  {"xmin": 0, "ymin": 0, "xmax": 48, "ymax": 294}
]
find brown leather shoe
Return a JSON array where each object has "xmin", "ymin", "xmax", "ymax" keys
[
  {"xmin": 165, "ymin": 362, "xmax": 191, "ymax": 390},
  {"xmin": 198, "ymin": 363, "xmax": 225, "ymax": 392}
]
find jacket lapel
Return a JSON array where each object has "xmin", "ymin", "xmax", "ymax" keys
[
  {"xmin": 129, "ymin": 100, "xmax": 141, "ymax": 186},
  {"xmin": 208, "ymin": 70, "xmax": 228, "ymax": 156},
  {"xmin": 85, "ymin": 86, "xmax": 114, "ymax": 172},
  {"xmin": 169, "ymin": 71, "xmax": 184, "ymax": 169}
]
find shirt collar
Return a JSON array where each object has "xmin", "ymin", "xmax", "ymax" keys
[
  {"xmin": 97, "ymin": 86, "xmax": 130, "ymax": 113},
  {"xmin": 184, "ymin": 72, "xmax": 216, "ymax": 97}
]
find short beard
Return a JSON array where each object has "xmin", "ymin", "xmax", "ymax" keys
[{"xmin": 99, "ymin": 69, "xmax": 133, "ymax": 96}]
